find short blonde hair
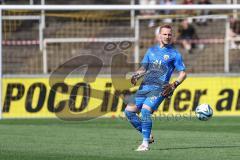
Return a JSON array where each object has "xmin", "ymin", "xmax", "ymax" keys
[
  {"xmin": 156, "ymin": 24, "xmax": 172, "ymax": 35},
  {"xmin": 160, "ymin": 24, "xmax": 172, "ymax": 31}
]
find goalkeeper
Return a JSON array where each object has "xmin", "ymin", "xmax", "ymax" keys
[{"xmin": 124, "ymin": 24, "xmax": 187, "ymax": 151}]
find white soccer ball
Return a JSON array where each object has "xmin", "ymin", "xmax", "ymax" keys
[{"xmin": 195, "ymin": 104, "xmax": 213, "ymax": 121}]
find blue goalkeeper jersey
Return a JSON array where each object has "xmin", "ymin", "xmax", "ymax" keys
[{"xmin": 140, "ymin": 44, "xmax": 185, "ymax": 89}]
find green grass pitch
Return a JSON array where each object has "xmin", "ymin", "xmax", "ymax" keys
[{"xmin": 0, "ymin": 117, "xmax": 240, "ymax": 160}]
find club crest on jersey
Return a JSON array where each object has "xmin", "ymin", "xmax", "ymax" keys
[{"xmin": 163, "ymin": 55, "xmax": 169, "ymax": 61}]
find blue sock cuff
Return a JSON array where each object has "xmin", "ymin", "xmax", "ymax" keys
[
  {"xmin": 141, "ymin": 108, "xmax": 151, "ymax": 115},
  {"xmin": 124, "ymin": 110, "xmax": 136, "ymax": 117},
  {"xmin": 141, "ymin": 108, "xmax": 152, "ymax": 121}
]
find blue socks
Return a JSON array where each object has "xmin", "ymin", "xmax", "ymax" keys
[
  {"xmin": 124, "ymin": 110, "xmax": 142, "ymax": 133},
  {"xmin": 141, "ymin": 108, "xmax": 152, "ymax": 142},
  {"xmin": 125, "ymin": 108, "xmax": 152, "ymax": 143}
]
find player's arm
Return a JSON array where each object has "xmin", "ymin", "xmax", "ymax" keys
[
  {"xmin": 161, "ymin": 52, "xmax": 187, "ymax": 97},
  {"xmin": 175, "ymin": 70, "xmax": 187, "ymax": 85},
  {"xmin": 161, "ymin": 71, "xmax": 187, "ymax": 97},
  {"xmin": 131, "ymin": 66, "xmax": 147, "ymax": 86},
  {"xmin": 131, "ymin": 49, "xmax": 150, "ymax": 86}
]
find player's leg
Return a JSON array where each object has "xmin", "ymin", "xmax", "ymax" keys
[
  {"xmin": 125, "ymin": 102, "xmax": 154, "ymax": 144},
  {"xmin": 135, "ymin": 104, "xmax": 152, "ymax": 151},
  {"xmin": 124, "ymin": 103, "xmax": 142, "ymax": 133},
  {"xmin": 136, "ymin": 96, "xmax": 165, "ymax": 151},
  {"xmin": 124, "ymin": 88, "xmax": 148, "ymax": 132}
]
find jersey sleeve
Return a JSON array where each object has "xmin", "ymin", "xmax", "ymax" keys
[
  {"xmin": 174, "ymin": 52, "xmax": 186, "ymax": 71},
  {"xmin": 140, "ymin": 49, "xmax": 150, "ymax": 69}
]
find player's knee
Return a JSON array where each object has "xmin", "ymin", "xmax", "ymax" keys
[
  {"xmin": 142, "ymin": 104, "xmax": 152, "ymax": 112},
  {"xmin": 125, "ymin": 104, "xmax": 138, "ymax": 112}
]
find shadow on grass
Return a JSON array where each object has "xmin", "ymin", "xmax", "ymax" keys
[{"xmin": 154, "ymin": 145, "xmax": 240, "ymax": 151}]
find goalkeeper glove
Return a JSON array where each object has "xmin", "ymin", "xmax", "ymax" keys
[
  {"xmin": 131, "ymin": 73, "xmax": 142, "ymax": 86},
  {"xmin": 161, "ymin": 81, "xmax": 180, "ymax": 97}
]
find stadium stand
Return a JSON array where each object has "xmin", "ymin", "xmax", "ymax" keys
[{"xmin": 2, "ymin": 0, "xmax": 240, "ymax": 74}]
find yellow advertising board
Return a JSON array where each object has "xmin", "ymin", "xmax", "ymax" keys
[{"xmin": 2, "ymin": 77, "xmax": 240, "ymax": 119}]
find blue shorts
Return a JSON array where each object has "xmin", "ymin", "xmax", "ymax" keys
[{"xmin": 133, "ymin": 85, "xmax": 165, "ymax": 111}]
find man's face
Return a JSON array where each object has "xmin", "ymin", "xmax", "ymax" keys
[{"xmin": 158, "ymin": 28, "xmax": 172, "ymax": 45}]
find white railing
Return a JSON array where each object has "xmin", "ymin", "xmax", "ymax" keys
[
  {"xmin": 227, "ymin": 0, "xmax": 239, "ymax": 18},
  {"xmin": 1, "ymin": 4, "xmax": 240, "ymax": 10}
]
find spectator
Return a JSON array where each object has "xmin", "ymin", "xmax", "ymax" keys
[
  {"xmin": 160, "ymin": 0, "xmax": 176, "ymax": 23},
  {"xmin": 1, "ymin": 0, "xmax": 5, "ymax": 4},
  {"xmin": 229, "ymin": 16, "xmax": 240, "ymax": 49},
  {"xmin": 178, "ymin": 19, "xmax": 199, "ymax": 54},
  {"xmin": 197, "ymin": 0, "xmax": 212, "ymax": 25},
  {"xmin": 139, "ymin": 0, "xmax": 157, "ymax": 27},
  {"xmin": 182, "ymin": 0, "xmax": 195, "ymax": 15}
]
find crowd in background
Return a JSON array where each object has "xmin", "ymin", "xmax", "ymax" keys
[
  {"xmin": 229, "ymin": 16, "xmax": 240, "ymax": 49},
  {"xmin": 1, "ymin": 0, "xmax": 239, "ymax": 51},
  {"xmin": 138, "ymin": 0, "xmax": 213, "ymax": 53},
  {"xmin": 138, "ymin": 0, "xmax": 240, "ymax": 52}
]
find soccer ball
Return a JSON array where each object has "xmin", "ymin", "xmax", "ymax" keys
[{"xmin": 195, "ymin": 104, "xmax": 213, "ymax": 121}]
